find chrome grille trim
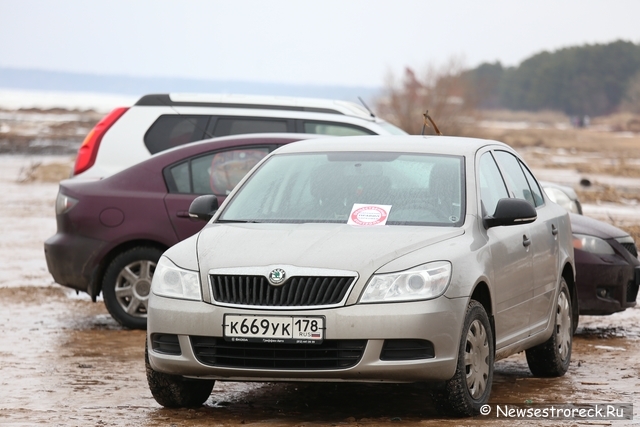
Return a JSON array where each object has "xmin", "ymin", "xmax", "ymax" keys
[{"xmin": 207, "ymin": 265, "xmax": 358, "ymax": 310}]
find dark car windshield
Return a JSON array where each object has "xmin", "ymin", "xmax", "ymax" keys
[{"xmin": 219, "ymin": 151, "xmax": 465, "ymax": 226}]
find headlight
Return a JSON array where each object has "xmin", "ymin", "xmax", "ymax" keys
[
  {"xmin": 55, "ymin": 193, "xmax": 78, "ymax": 215},
  {"xmin": 573, "ymin": 234, "xmax": 615, "ymax": 255},
  {"xmin": 360, "ymin": 261, "xmax": 451, "ymax": 303},
  {"xmin": 151, "ymin": 256, "xmax": 202, "ymax": 301}
]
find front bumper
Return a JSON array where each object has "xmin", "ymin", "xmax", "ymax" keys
[
  {"xmin": 44, "ymin": 232, "xmax": 106, "ymax": 293},
  {"xmin": 147, "ymin": 294, "xmax": 467, "ymax": 383},
  {"xmin": 575, "ymin": 248, "xmax": 639, "ymax": 315}
]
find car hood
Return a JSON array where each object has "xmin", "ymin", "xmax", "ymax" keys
[
  {"xmin": 196, "ymin": 222, "xmax": 463, "ymax": 275},
  {"xmin": 570, "ymin": 213, "xmax": 629, "ymax": 239}
]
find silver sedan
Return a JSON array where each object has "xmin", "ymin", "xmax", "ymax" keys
[{"xmin": 146, "ymin": 135, "xmax": 575, "ymax": 417}]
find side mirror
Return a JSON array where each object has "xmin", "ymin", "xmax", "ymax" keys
[
  {"xmin": 484, "ymin": 198, "xmax": 537, "ymax": 229},
  {"xmin": 188, "ymin": 195, "xmax": 219, "ymax": 221}
]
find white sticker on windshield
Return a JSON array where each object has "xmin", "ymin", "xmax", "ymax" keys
[{"xmin": 348, "ymin": 204, "xmax": 392, "ymax": 226}]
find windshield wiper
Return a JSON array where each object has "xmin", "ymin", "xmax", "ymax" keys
[{"xmin": 215, "ymin": 219, "xmax": 261, "ymax": 223}]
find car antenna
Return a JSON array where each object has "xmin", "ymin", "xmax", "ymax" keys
[
  {"xmin": 358, "ymin": 96, "xmax": 376, "ymax": 118},
  {"xmin": 421, "ymin": 110, "xmax": 443, "ymax": 136}
]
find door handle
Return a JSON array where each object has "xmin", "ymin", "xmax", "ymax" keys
[
  {"xmin": 523, "ymin": 235, "xmax": 531, "ymax": 247},
  {"xmin": 551, "ymin": 224, "xmax": 558, "ymax": 236}
]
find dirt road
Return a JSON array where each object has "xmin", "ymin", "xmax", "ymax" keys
[{"xmin": 1, "ymin": 155, "xmax": 638, "ymax": 426}]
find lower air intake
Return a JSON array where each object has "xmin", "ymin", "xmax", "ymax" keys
[{"xmin": 191, "ymin": 336, "xmax": 366, "ymax": 370}]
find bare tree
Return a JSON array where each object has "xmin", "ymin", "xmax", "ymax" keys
[{"xmin": 375, "ymin": 58, "xmax": 476, "ymax": 135}]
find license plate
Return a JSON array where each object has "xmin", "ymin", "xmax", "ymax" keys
[{"xmin": 224, "ymin": 314, "xmax": 325, "ymax": 344}]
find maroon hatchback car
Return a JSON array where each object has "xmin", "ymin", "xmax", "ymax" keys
[{"xmin": 45, "ymin": 133, "xmax": 319, "ymax": 328}]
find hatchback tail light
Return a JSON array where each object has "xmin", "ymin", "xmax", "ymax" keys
[{"xmin": 73, "ymin": 107, "xmax": 129, "ymax": 176}]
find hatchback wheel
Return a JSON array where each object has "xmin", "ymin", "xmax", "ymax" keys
[
  {"xmin": 432, "ymin": 300, "xmax": 494, "ymax": 417},
  {"xmin": 146, "ymin": 341, "xmax": 214, "ymax": 408},
  {"xmin": 102, "ymin": 247, "xmax": 163, "ymax": 329},
  {"xmin": 525, "ymin": 277, "xmax": 572, "ymax": 377}
]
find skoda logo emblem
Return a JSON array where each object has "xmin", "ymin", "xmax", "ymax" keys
[{"xmin": 268, "ymin": 268, "xmax": 286, "ymax": 286}]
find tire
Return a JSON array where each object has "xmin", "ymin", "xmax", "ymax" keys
[
  {"xmin": 102, "ymin": 246, "xmax": 163, "ymax": 329},
  {"xmin": 525, "ymin": 277, "xmax": 572, "ymax": 377},
  {"xmin": 432, "ymin": 300, "xmax": 494, "ymax": 417},
  {"xmin": 145, "ymin": 341, "xmax": 214, "ymax": 408}
]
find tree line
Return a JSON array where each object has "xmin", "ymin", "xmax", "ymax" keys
[
  {"xmin": 465, "ymin": 40, "xmax": 640, "ymax": 116},
  {"xmin": 376, "ymin": 40, "xmax": 640, "ymax": 132}
]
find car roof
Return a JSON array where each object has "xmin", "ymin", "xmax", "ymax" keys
[
  {"xmin": 102, "ymin": 133, "xmax": 322, "ymax": 183},
  {"xmin": 135, "ymin": 93, "xmax": 374, "ymax": 120},
  {"xmin": 272, "ymin": 135, "xmax": 510, "ymax": 157},
  {"xmin": 154, "ymin": 132, "xmax": 325, "ymax": 157}
]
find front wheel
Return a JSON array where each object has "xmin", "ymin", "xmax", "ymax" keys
[
  {"xmin": 102, "ymin": 246, "xmax": 163, "ymax": 329},
  {"xmin": 525, "ymin": 278, "xmax": 572, "ymax": 377},
  {"xmin": 145, "ymin": 341, "xmax": 214, "ymax": 408},
  {"xmin": 432, "ymin": 300, "xmax": 494, "ymax": 417}
]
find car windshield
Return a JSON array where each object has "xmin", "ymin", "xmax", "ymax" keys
[{"xmin": 219, "ymin": 151, "xmax": 465, "ymax": 226}]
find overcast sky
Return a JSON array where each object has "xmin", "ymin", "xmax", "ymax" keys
[{"xmin": 1, "ymin": 0, "xmax": 639, "ymax": 87}]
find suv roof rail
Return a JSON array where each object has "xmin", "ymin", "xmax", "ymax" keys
[{"xmin": 134, "ymin": 94, "xmax": 378, "ymax": 118}]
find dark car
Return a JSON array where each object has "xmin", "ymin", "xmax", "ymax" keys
[
  {"xmin": 45, "ymin": 133, "xmax": 320, "ymax": 329},
  {"xmin": 541, "ymin": 182, "xmax": 639, "ymax": 318},
  {"xmin": 570, "ymin": 213, "xmax": 639, "ymax": 315}
]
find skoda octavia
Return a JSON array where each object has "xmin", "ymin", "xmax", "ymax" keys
[{"xmin": 146, "ymin": 135, "xmax": 575, "ymax": 416}]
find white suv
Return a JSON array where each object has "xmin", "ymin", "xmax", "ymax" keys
[{"xmin": 73, "ymin": 93, "xmax": 407, "ymax": 179}]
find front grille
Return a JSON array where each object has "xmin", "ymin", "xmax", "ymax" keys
[
  {"xmin": 191, "ymin": 336, "xmax": 366, "ymax": 369},
  {"xmin": 380, "ymin": 339, "xmax": 435, "ymax": 360},
  {"xmin": 210, "ymin": 275, "xmax": 354, "ymax": 307},
  {"xmin": 621, "ymin": 242, "xmax": 638, "ymax": 258}
]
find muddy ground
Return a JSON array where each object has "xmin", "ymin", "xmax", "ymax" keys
[
  {"xmin": 1, "ymin": 113, "xmax": 639, "ymax": 426},
  {"xmin": 1, "ymin": 284, "xmax": 639, "ymax": 427}
]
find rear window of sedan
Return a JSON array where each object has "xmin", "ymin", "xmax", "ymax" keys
[{"xmin": 219, "ymin": 152, "xmax": 465, "ymax": 226}]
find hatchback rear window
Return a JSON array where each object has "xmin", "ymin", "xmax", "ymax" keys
[{"xmin": 144, "ymin": 115, "xmax": 210, "ymax": 154}]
